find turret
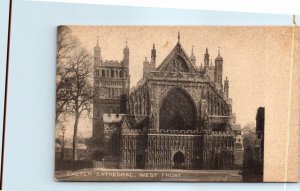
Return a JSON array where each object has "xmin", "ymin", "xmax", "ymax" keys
[
  {"xmin": 224, "ymin": 76, "xmax": 229, "ymax": 99},
  {"xmin": 143, "ymin": 44, "xmax": 156, "ymax": 77},
  {"xmin": 151, "ymin": 43, "xmax": 156, "ymax": 65},
  {"xmin": 190, "ymin": 46, "xmax": 196, "ymax": 65},
  {"xmin": 120, "ymin": 41, "xmax": 130, "ymax": 114},
  {"xmin": 204, "ymin": 48, "xmax": 209, "ymax": 68},
  {"xmin": 121, "ymin": 40, "xmax": 130, "ymax": 96},
  {"xmin": 214, "ymin": 47, "xmax": 223, "ymax": 90},
  {"xmin": 143, "ymin": 57, "xmax": 150, "ymax": 77},
  {"xmin": 123, "ymin": 40, "xmax": 129, "ymax": 67},
  {"xmin": 94, "ymin": 37, "xmax": 101, "ymax": 65}
]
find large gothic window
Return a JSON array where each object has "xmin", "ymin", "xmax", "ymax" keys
[
  {"xmin": 159, "ymin": 88, "xmax": 196, "ymax": 130},
  {"xmin": 167, "ymin": 56, "xmax": 189, "ymax": 73},
  {"xmin": 174, "ymin": 57, "xmax": 189, "ymax": 72}
]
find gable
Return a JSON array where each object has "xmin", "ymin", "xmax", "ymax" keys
[
  {"xmin": 121, "ymin": 119, "xmax": 130, "ymax": 129},
  {"xmin": 156, "ymin": 43, "xmax": 196, "ymax": 74}
]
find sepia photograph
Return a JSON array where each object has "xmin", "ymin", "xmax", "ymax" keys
[
  {"xmin": 54, "ymin": 26, "xmax": 292, "ymax": 182},
  {"xmin": 2, "ymin": 0, "xmax": 300, "ymax": 190}
]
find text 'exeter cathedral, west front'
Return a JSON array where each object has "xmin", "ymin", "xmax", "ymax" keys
[{"xmin": 92, "ymin": 33, "xmax": 243, "ymax": 170}]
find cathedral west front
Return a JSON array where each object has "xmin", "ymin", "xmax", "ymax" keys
[{"xmin": 92, "ymin": 33, "xmax": 243, "ymax": 170}]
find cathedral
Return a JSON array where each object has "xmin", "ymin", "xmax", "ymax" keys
[{"xmin": 92, "ymin": 33, "xmax": 243, "ymax": 170}]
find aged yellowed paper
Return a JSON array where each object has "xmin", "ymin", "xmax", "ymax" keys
[{"xmin": 55, "ymin": 26, "xmax": 299, "ymax": 182}]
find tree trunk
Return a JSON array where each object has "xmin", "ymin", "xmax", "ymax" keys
[{"xmin": 73, "ymin": 112, "xmax": 80, "ymax": 161}]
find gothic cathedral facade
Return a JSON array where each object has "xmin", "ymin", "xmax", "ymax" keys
[{"xmin": 92, "ymin": 34, "xmax": 243, "ymax": 170}]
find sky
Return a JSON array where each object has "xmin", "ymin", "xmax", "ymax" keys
[{"xmin": 57, "ymin": 26, "xmax": 294, "ymax": 139}]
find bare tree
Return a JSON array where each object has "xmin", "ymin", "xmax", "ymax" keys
[
  {"xmin": 56, "ymin": 26, "xmax": 93, "ymax": 161},
  {"xmin": 56, "ymin": 26, "xmax": 77, "ymax": 121},
  {"xmin": 56, "ymin": 26, "xmax": 77, "ymax": 64},
  {"xmin": 67, "ymin": 48, "xmax": 93, "ymax": 161}
]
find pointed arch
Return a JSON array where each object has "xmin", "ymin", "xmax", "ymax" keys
[{"xmin": 159, "ymin": 87, "xmax": 197, "ymax": 130}]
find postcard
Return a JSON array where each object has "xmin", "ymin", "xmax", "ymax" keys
[{"xmin": 55, "ymin": 26, "xmax": 299, "ymax": 182}]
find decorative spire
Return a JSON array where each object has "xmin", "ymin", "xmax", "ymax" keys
[
  {"xmin": 123, "ymin": 38, "xmax": 129, "ymax": 65},
  {"xmin": 95, "ymin": 36, "xmax": 100, "ymax": 49},
  {"xmin": 190, "ymin": 45, "xmax": 195, "ymax": 57},
  {"xmin": 177, "ymin": 32, "xmax": 180, "ymax": 43},
  {"xmin": 216, "ymin": 46, "xmax": 223, "ymax": 61},
  {"xmin": 190, "ymin": 45, "xmax": 196, "ymax": 65},
  {"xmin": 151, "ymin": 43, "xmax": 156, "ymax": 63},
  {"xmin": 94, "ymin": 36, "xmax": 101, "ymax": 64},
  {"xmin": 224, "ymin": 76, "xmax": 229, "ymax": 99},
  {"xmin": 124, "ymin": 38, "xmax": 129, "ymax": 49},
  {"xmin": 204, "ymin": 48, "xmax": 209, "ymax": 67}
]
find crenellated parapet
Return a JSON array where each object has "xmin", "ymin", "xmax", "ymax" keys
[
  {"xmin": 205, "ymin": 130, "xmax": 234, "ymax": 136},
  {"xmin": 149, "ymin": 129, "xmax": 202, "ymax": 135},
  {"xmin": 121, "ymin": 128, "xmax": 145, "ymax": 135},
  {"xmin": 147, "ymin": 129, "xmax": 235, "ymax": 137}
]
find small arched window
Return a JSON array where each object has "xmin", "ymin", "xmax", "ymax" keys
[
  {"xmin": 102, "ymin": 70, "xmax": 105, "ymax": 77},
  {"xmin": 108, "ymin": 88, "xmax": 111, "ymax": 98},
  {"xmin": 111, "ymin": 70, "xmax": 114, "ymax": 77},
  {"xmin": 119, "ymin": 71, "xmax": 123, "ymax": 78}
]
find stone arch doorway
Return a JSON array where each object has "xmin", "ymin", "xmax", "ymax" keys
[
  {"xmin": 136, "ymin": 154, "xmax": 144, "ymax": 169},
  {"xmin": 173, "ymin": 151, "xmax": 185, "ymax": 169},
  {"xmin": 159, "ymin": 88, "xmax": 196, "ymax": 131},
  {"xmin": 214, "ymin": 153, "xmax": 224, "ymax": 170}
]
